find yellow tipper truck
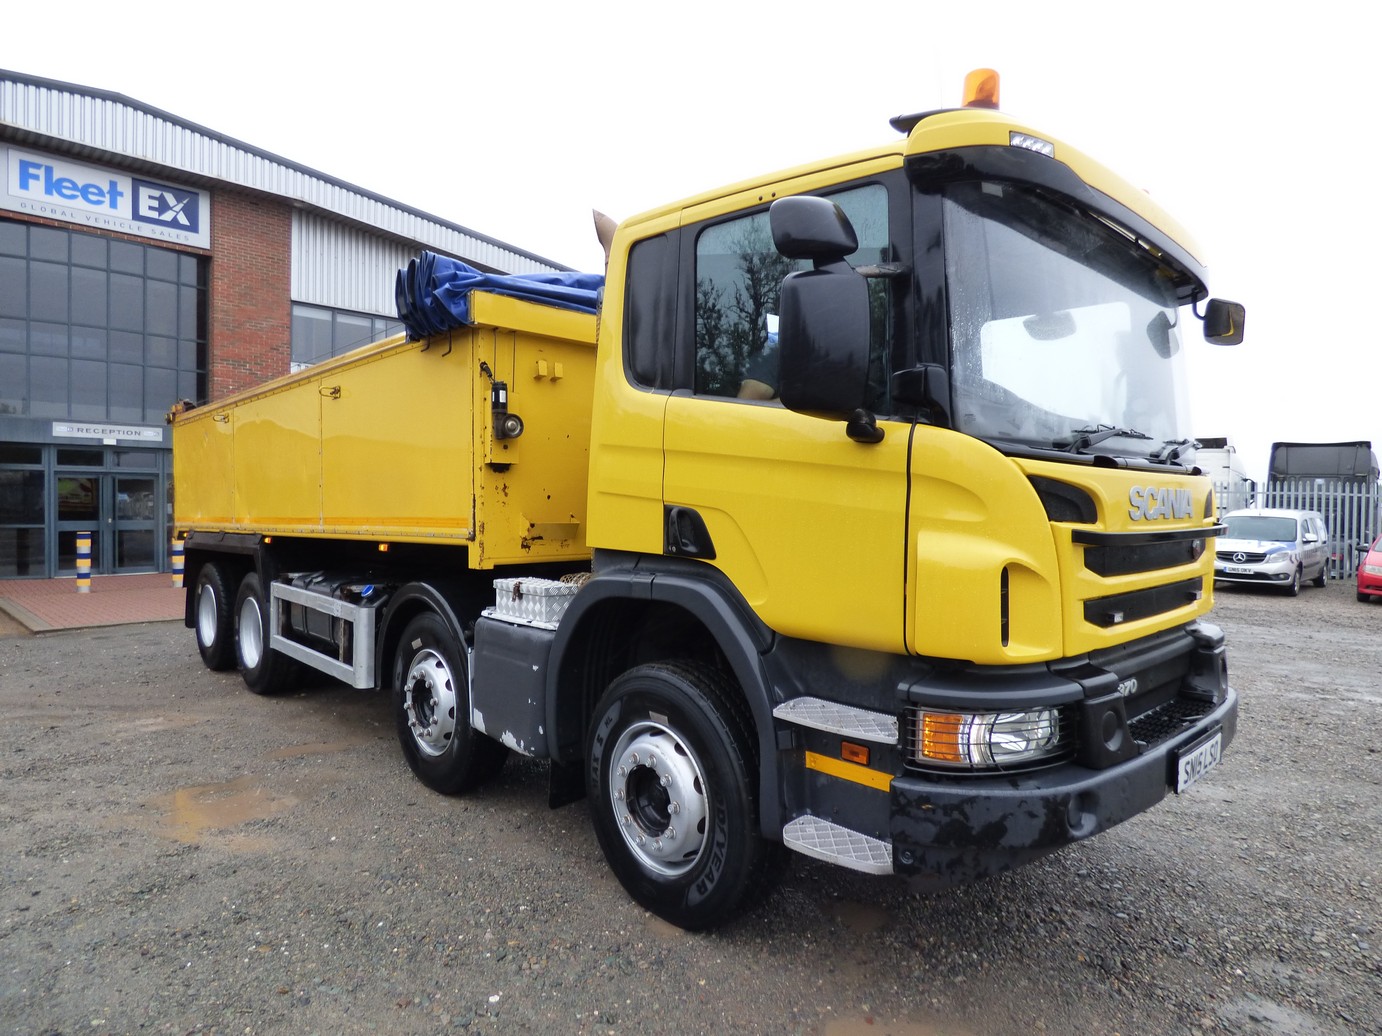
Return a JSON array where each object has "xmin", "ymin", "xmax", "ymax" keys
[{"xmin": 173, "ymin": 72, "xmax": 1245, "ymax": 929}]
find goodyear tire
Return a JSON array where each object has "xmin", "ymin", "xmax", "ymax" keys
[
  {"xmin": 393, "ymin": 613, "xmax": 508, "ymax": 795},
  {"xmin": 234, "ymin": 572, "xmax": 299, "ymax": 696},
  {"xmin": 585, "ymin": 661, "xmax": 781, "ymax": 931},
  {"xmin": 194, "ymin": 563, "xmax": 237, "ymax": 671}
]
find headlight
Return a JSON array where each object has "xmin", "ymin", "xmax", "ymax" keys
[
  {"xmin": 910, "ymin": 706, "xmax": 1073, "ymax": 771},
  {"xmin": 1267, "ymin": 550, "xmax": 1297, "ymax": 565},
  {"xmin": 1364, "ymin": 564, "xmax": 1382, "ymax": 576}
]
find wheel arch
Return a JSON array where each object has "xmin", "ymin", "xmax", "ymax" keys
[
  {"xmin": 376, "ymin": 581, "xmax": 476, "ymax": 691},
  {"xmin": 182, "ymin": 544, "xmax": 256, "ymax": 628},
  {"xmin": 546, "ymin": 553, "xmax": 782, "ymax": 836}
]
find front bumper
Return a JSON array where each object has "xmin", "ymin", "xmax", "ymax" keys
[
  {"xmin": 890, "ymin": 688, "xmax": 1237, "ymax": 886},
  {"xmin": 1214, "ymin": 558, "xmax": 1295, "ymax": 585}
]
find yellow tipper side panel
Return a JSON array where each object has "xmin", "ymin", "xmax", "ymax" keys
[
  {"xmin": 320, "ymin": 335, "xmax": 476, "ymax": 541},
  {"xmin": 232, "ymin": 379, "xmax": 323, "ymax": 528},
  {"xmin": 172, "ymin": 294, "xmax": 597, "ymax": 566},
  {"xmin": 470, "ymin": 293, "xmax": 598, "ymax": 568},
  {"xmin": 173, "ymin": 406, "xmax": 235, "ymax": 526}
]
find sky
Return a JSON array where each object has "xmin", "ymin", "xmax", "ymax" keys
[{"xmin": 4, "ymin": 1, "xmax": 1374, "ymax": 481}]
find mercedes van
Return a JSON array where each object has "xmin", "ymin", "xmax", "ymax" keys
[{"xmin": 1215, "ymin": 508, "xmax": 1329, "ymax": 596}]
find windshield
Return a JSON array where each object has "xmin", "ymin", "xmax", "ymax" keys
[
  {"xmin": 1222, "ymin": 516, "xmax": 1298, "ymax": 542},
  {"xmin": 944, "ymin": 181, "xmax": 1198, "ymax": 460}
]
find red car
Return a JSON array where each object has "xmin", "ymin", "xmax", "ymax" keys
[{"xmin": 1359, "ymin": 534, "xmax": 1382, "ymax": 602}]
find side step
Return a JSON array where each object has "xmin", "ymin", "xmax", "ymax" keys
[{"xmin": 783, "ymin": 815, "xmax": 893, "ymax": 875}]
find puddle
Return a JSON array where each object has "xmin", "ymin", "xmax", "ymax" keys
[{"xmin": 147, "ymin": 775, "xmax": 298, "ymax": 848}]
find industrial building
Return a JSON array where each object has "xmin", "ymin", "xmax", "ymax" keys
[{"xmin": 0, "ymin": 69, "xmax": 564, "ymax": 579}]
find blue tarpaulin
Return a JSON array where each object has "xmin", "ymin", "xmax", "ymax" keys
[{"xmin": 396, "ymin": 251, "xmax": 603, "ymax": 339}]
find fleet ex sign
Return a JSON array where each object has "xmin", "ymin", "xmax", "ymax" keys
[{"xmin": 2, "ymin": 146, "xmax": 211, "ymax": 249}]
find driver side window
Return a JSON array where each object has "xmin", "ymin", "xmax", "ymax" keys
[{"xmin": 691, "ymin": 184, "xmax": 891, "ymax": 401}]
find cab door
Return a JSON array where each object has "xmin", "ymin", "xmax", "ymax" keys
[{"xmin": 662, "ymin": 179, "xmax": 911, "ymax": 654}]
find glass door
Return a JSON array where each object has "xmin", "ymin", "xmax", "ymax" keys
[
  {"xmin": 55, "ymin": 473, "xmax": 104, "ymax": 575},
  {"xmin": 113, "ymin": 476, "xmax": 157, "ymax": 571}
]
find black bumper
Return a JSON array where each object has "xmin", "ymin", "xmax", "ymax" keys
[{"xmin": 890, "ymin": 687, "xmax": 1237, "ymax": 887}]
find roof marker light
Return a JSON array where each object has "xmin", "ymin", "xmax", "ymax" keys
[
  {"xmin": 962, "ymin": 68, "xmax": 1000, "ymax": 109},
  {"xmin": 1010, "ymin": 132, "xmax": 1055, "ymax": 158}
]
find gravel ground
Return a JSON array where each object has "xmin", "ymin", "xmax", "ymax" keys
[{"xmin": 0, "ymin": 580, "xmax": 1378, "ymax": 1036}]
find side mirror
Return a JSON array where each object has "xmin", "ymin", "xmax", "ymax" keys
[
  {"xmin": 770, "ymin": 198, "xmax": 874, "ymax": 436},
  {"xmin": 1203, "ymin": 298, "xmax": 1245, "ymax": 345}
]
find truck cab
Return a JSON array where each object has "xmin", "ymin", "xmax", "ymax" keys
[{"xmin": 563, "ymin": 100, "xmax": 1242, "ymax": 919}]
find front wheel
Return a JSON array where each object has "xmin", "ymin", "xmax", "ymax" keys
[
  {"xmin": 392, "ymin": 613, "xmax": 508, "ymax": 794},
  {"xmin": 1283, "ymin": 567, "xmax": 1301, "ymax": 597},
  {"xmin": 235, "ymin": 572, "xmax": 299, "ymax": 695},
  {"xmin": 585, "ymin": 661, "xmax": 781, "ymax": 931},
  {"xmin": 1313, "ymin": 565, "xmax": 1327, "ymax": 588}
]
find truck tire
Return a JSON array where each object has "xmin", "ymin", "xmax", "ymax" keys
[
  {"xmin": 393, "ymin": 613, "xmax": 508, "ymax": 794},
  {"xmin": 194, "ymin": 563, "xmax": 237, "ymax": 671},
  {"xmin": 234, "ymin": 572, "xmax": 299, "ymax": 695},
  {"xmin": 585, "ymin": 661, "xmax": 781, "ymax": 931}
]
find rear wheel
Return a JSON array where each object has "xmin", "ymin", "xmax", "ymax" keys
[
  {"xmin": 393, "ymin": 613, "xmax": 508, "ymax": 794},
  {"xmin": 585, "ymin": 661, "xmax": 781, "ymax": 931},
  {"xmin": 235, "ymin": 572, "xmax": 299, "ymax": 695},
  {"xmin": 194, "ymin": 563, "xmax": 236, "ymax": 671}
]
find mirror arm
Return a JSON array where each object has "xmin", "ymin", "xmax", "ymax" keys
[{"xmin": 845, "ymin": 409, "xmax": 885, "ymax": 445}]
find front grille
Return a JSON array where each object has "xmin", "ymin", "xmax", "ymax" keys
[
  {"xmin": 1074, "ymin": 527, "xmax": 1215, "ymax": 577},
  {"xmin": 1085, "ymin": 538, "xmax": 1203, "ymax": 576},
  {"xmin": 1084, "ymin": 578, "xmax": 1203, "ymax": 627},
  {"xmin": 1128, "ymin": 697, "xmax": 1214, "ymax": 747},
  {"xmin": 1217, "ymin": 549, "xmax": 1267, "ymax": 564}
]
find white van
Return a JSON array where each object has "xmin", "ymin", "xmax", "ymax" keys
[{"xmin": 1214, "ymin": 508, "xmax": 1329, "ymax": 596}]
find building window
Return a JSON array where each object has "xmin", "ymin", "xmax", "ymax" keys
[
  {"xmin": 291, "ymin": 303, "xmax": 402, "ymax": 371},
  {"xmin": 0, "ymin": 219, "xmax": 207, "ymax": 422}
]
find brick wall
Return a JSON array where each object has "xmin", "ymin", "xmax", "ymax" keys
[{"xmin": 209, "ymin": 192, "xmax": 292, "ymax": 399}]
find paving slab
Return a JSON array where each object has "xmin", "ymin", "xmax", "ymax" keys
[{"xmin": 0, "ymin": 573, "xmax": 184, "ymax": 632}]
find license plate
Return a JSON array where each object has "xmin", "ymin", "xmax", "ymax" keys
[
  {"xmin": 1222, "ymin": 566, "xmax": 1253, "ymax": 575},
  {"xmin": 1175, "ymin": 729, "xmax": 1222, "ymax": 793}
]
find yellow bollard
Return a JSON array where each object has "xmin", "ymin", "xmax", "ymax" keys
[
  {"xmin": 76, "ymin": 532, "xmax": 92, "ymax": 593},
  {"xmin": 171, "ymin": 537, "xmax": 185, "ymax": 588}
]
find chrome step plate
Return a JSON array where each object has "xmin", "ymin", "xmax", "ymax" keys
[
  {"xmin": 773, "ymin": 696, "xmax": 898, "ymax": 744},
  {"xmin": 783, "ymin": 815, "xmax": 893, "ymax": 875}
]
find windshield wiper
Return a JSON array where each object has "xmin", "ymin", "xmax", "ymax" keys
[
  {"xmin": 1058, "ymin": 424, "xmax": 1153, "ymax": 453},
  {"xmin": 1150, "ymin": 437, "xmax": 1195, "ymax": 463}
]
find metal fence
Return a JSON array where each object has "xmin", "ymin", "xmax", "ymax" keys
[{"xmin": 1221, "ymin": 479, "xmax": 1382, "ymax": 578}]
